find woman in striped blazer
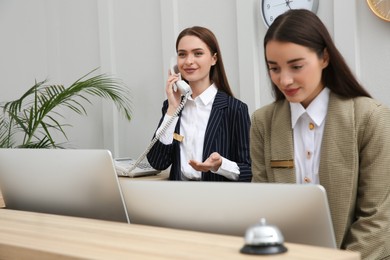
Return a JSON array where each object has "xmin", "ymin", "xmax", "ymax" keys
[{"xmin": 147, "ymin": 26, "xmax": 251, "ymax": 182}]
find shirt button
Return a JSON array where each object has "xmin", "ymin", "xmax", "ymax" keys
[
  {"xmin": 304, "ymin": 177, "xmax": 311, "ymax": 183},
  {"xmin": 306, "ymin": 151, "xmax": 312, "ymax": 159},
  {"xmin": 309, "ymin": 123, "xmax": 315, "ymax": 130}
]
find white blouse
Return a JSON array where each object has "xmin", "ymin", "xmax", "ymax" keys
[{"xmin": 290, "ymin": 87, "xmax": 330, "ymax": 184}]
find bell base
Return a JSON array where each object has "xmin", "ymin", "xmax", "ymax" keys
[{"xmin": 240, "ymin": 244, "xmax": 288, "ymax": 255}]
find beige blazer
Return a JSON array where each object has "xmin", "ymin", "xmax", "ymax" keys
[{"xmin": 250, "ymin": 92, "xmax": 390, "ymax": 259}]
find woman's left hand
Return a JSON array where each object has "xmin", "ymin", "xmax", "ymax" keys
[{"xmin": 189, "ymin": 152, "xmax": 222, "ymax": 172}]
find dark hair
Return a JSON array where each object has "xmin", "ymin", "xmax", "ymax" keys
[
  {"xmin": 176, "ymin": 26, "xmax": 234, "ymax": 97},
  {"xmin": 264, "ymin": 9, "xmax": 371, "ymax": 101}
]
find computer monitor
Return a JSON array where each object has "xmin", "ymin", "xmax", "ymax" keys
[
  {"xmin": 120, "ymin": 180, "xmax": 337, "ymax": 248},
  {"xmin": 0, "ymin": 148, "xmax": 129, "ymax": 223}
]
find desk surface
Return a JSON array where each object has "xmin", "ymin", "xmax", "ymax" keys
[
  {"xmin": 127, "ymin": 169, "xmax": 169, "ymax": 180},
  {"xmin": 0, "ymin": 209, "xmax": 360, "ymax": 260},
  {"xmin": 0, "ymin": 171, "xmax": 360, "ymax": 259}
]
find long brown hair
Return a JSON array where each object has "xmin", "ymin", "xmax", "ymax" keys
[
  {"xmin": 264, "ymin": 9, "xmax": 371, "ymax": 101},
  {"xmin": 176, "ymin": 26, "xmax": 234, "ymax": 97}
]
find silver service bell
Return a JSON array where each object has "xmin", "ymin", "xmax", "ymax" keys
[{"xmin": 240, "ymin": 218, "xmax": 288, "ymax": 255}]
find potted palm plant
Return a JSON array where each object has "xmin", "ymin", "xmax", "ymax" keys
[{"xmin": 0, "ymin": 69, "xmax": 132, "ymax": 148}]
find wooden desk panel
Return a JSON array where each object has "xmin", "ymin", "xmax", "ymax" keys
[{"xmin": 0, "ymin": 209, "xmax": 360, "ymax": 260}]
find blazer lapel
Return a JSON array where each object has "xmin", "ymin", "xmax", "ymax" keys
[
  {"xmin": 270, "ymin": 101, "xmax": 296, "ymax": 183},
  {"xmin": 318, "ymin": 93, "xmax": 357, "ymax": 246},
  {"xmin": 202, "ymin": 91, "xmax": 227, "ymax": 160},
  {"xmin": 319, "ymin": 93, "xmax": 357, "ymax": 191}
]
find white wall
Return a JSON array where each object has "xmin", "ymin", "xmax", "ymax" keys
[{"xmin": 1, "ymin": 0, "xmax": 389, "ymax": 158}]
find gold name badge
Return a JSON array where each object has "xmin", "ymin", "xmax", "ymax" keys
[
  {"xmin": 270, "ymin": 160, "xmax": 294, "ymax": 168},
  {"xmin": 173, "ymin": 133, "xmax": 184, "ymax": 142}
]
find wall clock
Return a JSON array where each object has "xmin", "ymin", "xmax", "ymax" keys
[
  {"xmin": 261, "ymin": 0, "xmax": 320, "ymax": 27},
  {"xmin": 366, "ymin": 0, "xmax": 390, "ymax": 22}
]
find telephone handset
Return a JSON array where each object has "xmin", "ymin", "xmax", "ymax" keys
[
  {"xmin": 170, "ymin": 62, "xmax": 192, "ymax": 96},
  {"xmin": 116, "ymin": 59, "xmax": 191, "ymax": 176}
]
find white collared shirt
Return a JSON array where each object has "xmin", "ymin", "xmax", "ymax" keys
[
  {"xmin": 157, "ymin": 84, "xmax": 239, "ymax": 180},
  {"xmin": 290, "ymin": 87, "xmax": 330, "ymax": 184}
]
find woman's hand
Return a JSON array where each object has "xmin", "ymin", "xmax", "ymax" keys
[
  {"xmin": 166, "ymin": 71, "xmax": 182, "ymax": 116},
  {"xmin": 189, "ymin": 152, "xmax": 222, "ymax": 172}
]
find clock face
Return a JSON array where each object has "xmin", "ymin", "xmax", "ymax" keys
[
  {"xmin": 262, "ymin": 0, "xmax": 319, "ymax": 27},
  {"xmin": 366, "ymin": 0, "xmax": 390, "ymax": 22}
]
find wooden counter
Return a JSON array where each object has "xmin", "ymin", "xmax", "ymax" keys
[
  {"xmin": 0, "ymin": 209, "xmax": 360, "ymax": 260},
  {"xmin": 0, "ymin": 170, "xmax": 360, "ymax": 259}
]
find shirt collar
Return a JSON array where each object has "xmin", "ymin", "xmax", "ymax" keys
[
  {"xmin": 290, "ymin": 87, "xmax": 330, "ymax": 128},
  {"xmin": 191, "ymin": 83, "xmax": 217, "ymax": 106}
]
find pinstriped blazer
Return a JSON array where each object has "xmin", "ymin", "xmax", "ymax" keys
[
  {"xmin": 147, "ymin": 91, "xmax": 252, "ymax": 182},
  {"xmin": 250, "ymin": 92, "xmax": 390, "ymax": 259}
]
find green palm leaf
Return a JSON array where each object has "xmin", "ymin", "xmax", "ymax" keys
[{"xmin": 0, "ymin": 69, "xmax": 132, "ymax": 148}]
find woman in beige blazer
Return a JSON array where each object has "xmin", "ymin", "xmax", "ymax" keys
[{"xmin": 250, "ymin": 9, "xmax": 390, "ymax": 259}]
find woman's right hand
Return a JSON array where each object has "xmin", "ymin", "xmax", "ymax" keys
[{"xmin": 165, "ymin": 71, "xmax": 182, "ymax": 116}]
